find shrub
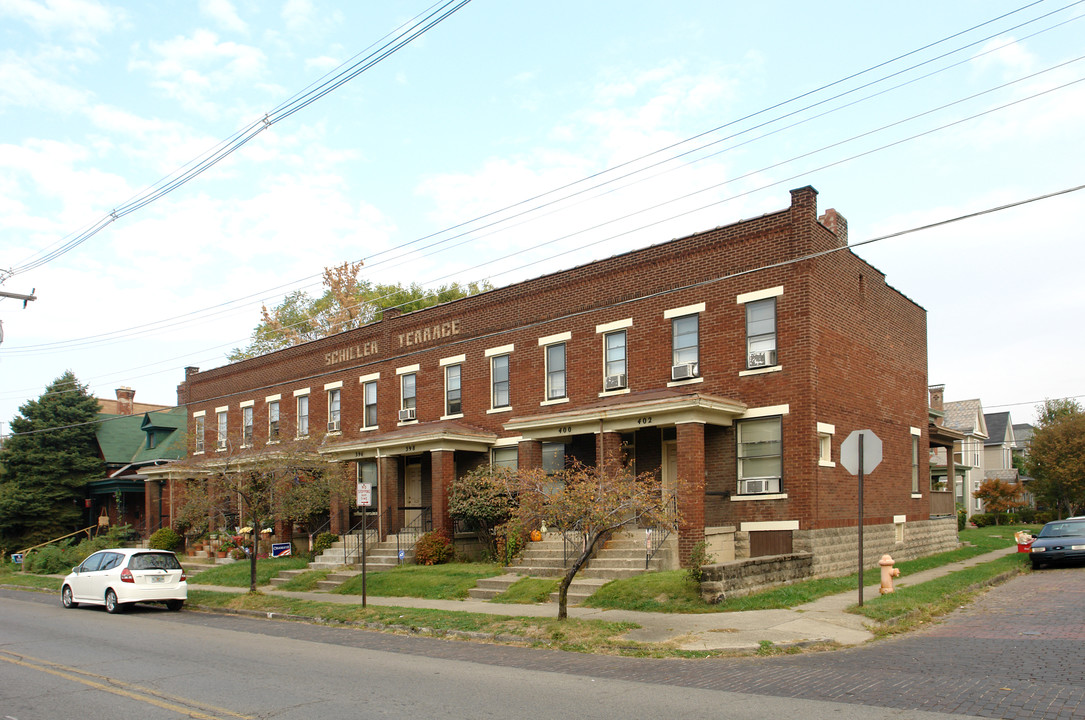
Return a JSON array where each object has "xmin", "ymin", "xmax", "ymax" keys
[
  {"xmin": 970, "ymin": 512, "xmax": 996, "ymax": 527},
  {"xmin": 415, "ymin": 530, "xmax": 454, "ymax": 565},
  {"xmin": 148, "ymin": 527, "xmax": 182, "ymax": 552},
  {"xmin": 313, "ymin": 532, "xmax": 338, "ymax": 555},
  {"xmin": 230, "ymin": 547, "xmax": 248, "ymax": 560},
  {"xmin": 686, "ymin": 540, "xmax": 714, "ymax": 584}
]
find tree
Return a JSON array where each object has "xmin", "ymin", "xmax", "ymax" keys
[
  {"xmin": 448, "ymin": 465, "xmax": 516, "ymax": 560},
  {"xmin": 1027, "ymin": 399, "xmax": 1085, "ymax": 518},
  {"xmin": 0, "ymin": 371, "xmax": 104, "ymax": 551},
  {"xmin": 228, "ymin": 260, "xmax": 491, "ymax": 361},
  {"xmin": 173, "ymin": 432, "xmax": 352, "ymax": 592},
  {"xmin": 972, "ymin": 478, "xmax": 1026, "ymax": 521},
  {"xmin": 509, "ymin": 458, "xmax": 678, "ymax": 620}
]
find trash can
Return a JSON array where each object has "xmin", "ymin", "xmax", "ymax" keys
[
  {"xmin": 1014, "ymin": 530, "xmax": 1034, "ymax": 553},
  {"xmin": 1017, "ymin": 541, "xmax": 1034, "ymax": 553}
]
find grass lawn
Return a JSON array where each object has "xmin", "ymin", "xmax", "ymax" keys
[
  {"xmin": 187, "ymin": 556, "xmax": 310, "ymax": 587},
  {"xmin": 492, "ymin": 576, "xmax": 559, "ymax": 604},
  {"xmin": 335, "ymin": 562, "xmax": 504, "ymax": 600}
]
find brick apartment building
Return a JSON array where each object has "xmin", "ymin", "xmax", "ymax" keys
[{"xmin": 166, "ymin": 186, "xmax": 958, "ymax": 572}]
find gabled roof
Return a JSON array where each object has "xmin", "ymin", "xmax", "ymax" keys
[
  {"xmin": 95, "ymin": 408, "xmax": 188, "ymax": 468},
  {"xmin": 943, "ymin": 399, "xmax": 989, "ymax": 439},
  {"xmin": 983, "ymin": 411, "xmax": 1014, "ymax": 447},
  {"xmin": 1013, "ymin": 423, "xmax": 1035, "ymax": 448}
]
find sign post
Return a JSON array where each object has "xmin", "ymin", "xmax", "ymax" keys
[
  {"xmin": 357, "ymin": 482, "xmax": 372, "ymax": 607},
  {"xmin": 840, "ymin": 429, "xmax": 882, "ymax": 607}
]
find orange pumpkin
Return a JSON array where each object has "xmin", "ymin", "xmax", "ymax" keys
[{"xmin": 530, "ymin": 529, "xmax": 543, "ymax": 542}]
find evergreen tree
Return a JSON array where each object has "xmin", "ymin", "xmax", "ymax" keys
[{"xmin": 0, "ymin": 371, "xmax": 103, "ymax": 551}]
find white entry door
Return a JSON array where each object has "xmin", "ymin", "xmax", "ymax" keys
[
  {"xmin": 405, "ymin": 461, "xmax": 422, "ymax": 528},
  {"xmin": 662, "ymin": 441, "xmax": 678, "ymax": 507}
]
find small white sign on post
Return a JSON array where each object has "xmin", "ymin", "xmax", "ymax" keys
[{"xmin": 357, "ymin": 482, "xmax": 372, "ymax": 507}]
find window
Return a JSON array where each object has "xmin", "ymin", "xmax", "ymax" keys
[
  {"xmin": 297, "ymin": 395, "xmax": 309, "ymax": 437},
  {"xmin": 401, "ymin": 373, "xmax": 416, "ymax": 411},
  {"xmin": 146, "ymin": 431, "xmax": 156, "ymax": 450},
  {"xmin": 268, "ymin": 401, "xmax": 280, "ymax": 441},
  {"xmin": 445, "ymin": 364, "xmax": 462, "ymax": 416},
  {"xmin": 492, "ymin": 446, "xmax": 518, "ymax": 469},
  {"xmin": 819, "ymin": 433, "xmax": 832, "ymax": 463},
  {"xmin": 737, "ymin": 417, "xmax": 782, "ymax": 494},
  {"xmin": 363, "ymin": 381, "xmax": 378, "ymax": 428},
  {"xmin": 911, "ymin": 436, "xmax": 920, "ymax": 494},
  {"xmin": 746, "ymin": 298, "xmax": 777, "ymax": 368},
  {"xmin": 542, "ymin": 442, "xmax": 565, "ymax": 474},
  {"xmin": 242, "ymin": 406, "xmax": 253, "ymax": 446},
  {"xmin": 194, "ymin": 415, "xmax": 205, "ymax": 453},
  {"xmin": 546, "ymin": 343, "xmax": 566, "ymax": 400},
  {"xmin": 672, "ymin": 314, "xmax": 698, "ymax": 370},
  {"xmin": 216, "ymin": 410, "xmax": 228, "ymax": 450},
  {"xmin": 327, "ymin": 388, "xmax": 341, "ymax": 432},
  {"xmin": 491, "ymin": 354, "xmax": 510, "ymax": 408},
  {"xmin": 603, "ymin": 330, "xmax": 627, "ymax": 389}
]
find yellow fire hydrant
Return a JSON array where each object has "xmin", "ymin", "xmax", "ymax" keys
[{"xmin": 879, "ymin": 554, "xmax": 900, "ymax": 594}]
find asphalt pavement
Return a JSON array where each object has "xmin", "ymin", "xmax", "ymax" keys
[{"xmin": 192, "ymin": 544, "xmax": 1020, "ymax": 651}]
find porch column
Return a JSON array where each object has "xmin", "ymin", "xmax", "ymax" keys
[
  {"xmin": 144, "ymin": 481, "xmax": 158, "ymax": 538},
  {"xmin": 431, "ymin": 450, "xmax": 455, "ymax": 536},
  {"xmin": 380, "ymin": 456, "xmax": 401, "ymax": 536},
  {"xmin": 595, "ymin": 431, "xmax": 623, "ymax": 467},
  {"xmin": 329, "ymin": 481, "xmax": 348, "ymax": 535},
  {"xmin": 676, "ymin": 422, "xmax": 706, "ymax": 567},
  {"xmin": 518, "ymin": 439, "xmax": 542, "ymax": 470}
]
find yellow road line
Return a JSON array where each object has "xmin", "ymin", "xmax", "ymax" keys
[{"xmin": 0, "ymin": 650, "xmax": 253, "ymax": 720}]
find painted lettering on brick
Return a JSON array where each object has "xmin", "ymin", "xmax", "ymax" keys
[
  {"xmin": 397, "ymin": 320, "xmax": 461, "ymax": 349},
  {"xmin": 324, "ymin": 340, "xmax": 379, "ymax": 366}
]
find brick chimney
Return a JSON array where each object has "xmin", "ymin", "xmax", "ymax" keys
[
  {"xmin": 115, "ymin": 387, "xmax": 136, "ymax": 416},
  {"xmin": 818, "ymin": 208, "xmax": 848, "ymax": 245},
  {"xmin": 929, "ymin": 384, "xmax": 945, "ymax": 424}
]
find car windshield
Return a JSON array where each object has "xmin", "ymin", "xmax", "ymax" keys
[
  {"xmin": 129, "ymin": 553, "xmax": 181, "ymax": 571},
  {"xmin": 1038, "ymin": 521, "xmax": 1085, "ymax": 538}
]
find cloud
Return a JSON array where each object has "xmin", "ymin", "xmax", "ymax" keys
[
  {"xmin": 305, "ymin": 55, "xmax": 341, "ymax": 74},
  {"xmin": 0, "ymin": 0, "xmax": 120, "ymax": 43},
  {"xmin": 0, "ymin": 51, "xmax": 93, "ymax": 111},
  {"xmin": 198, "ymin": 0, "xmax": 247, "ymax": 34}
]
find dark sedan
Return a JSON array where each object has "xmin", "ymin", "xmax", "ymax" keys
[{"xmin": 1030, "ymin": 518, "xmax": 1085, "ymax": 569}]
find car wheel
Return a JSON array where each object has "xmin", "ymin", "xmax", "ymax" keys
[
  {"xmin": 61, "ymin": 585, "xmax": 78, "ymax": 609},
  {"xmin": 1031, "ymin": 559, "xmax": 1043, "ymax": 570},
  {"xmin": 104, "ymin": 588, "xmax": 124, "ymax": 614},
  {"xmin": 165, "ymin": 599, "xmax": 184, "ymax": 612}
]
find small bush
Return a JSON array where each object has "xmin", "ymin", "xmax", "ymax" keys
[
  {"xmin": 313, "ymin": 532, "xmax": 338, "ymax": 555},
  {"xmin": 148, "ymin": 527, "xmax": 183, "ymax": 551},
  {"xmin": 230, "ymin": 547, "xmax": 248, "ymax": 560},
  {"xmin": 415, "ymin": 530, "xmax": 454, "ymax": 565},
  {"xmin": 686, "ymin": 540, "xmax": 714, "ymax": 584},
  {"xmin": 970, "ymin": 512, "xmax": 997, "ymax": 527}
]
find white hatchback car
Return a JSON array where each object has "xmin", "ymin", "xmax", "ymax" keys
[{"xmin": 62, "ymin": 548, "xmax": 187, "ymax": 613}]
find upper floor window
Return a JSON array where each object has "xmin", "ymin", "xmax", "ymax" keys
[
  {"xmin": 296, "ymin": 395, "xmax": 309, "ymax": 437},
  {"xmin": 242, "ymin": 405, "xmax": 254, "ymax": 446},
  {"xmin": 546, "ymin": 343, "xmax": 566, "ymax": 400},
  {"xmin": 216, "ymin": 410, "xmax": 228, "ymax": 450},
  {"xmin": 268, "ymin": 401, "xmax": 280, "ymax": 441},
  {"xmin": 327, "ymin": 388, "xmax": 341, "ymax": 432},
  {"xmin": 146, "ymin": 431, "xmax": 157, "ymax": 450},
  {"xmin": 746, "ymin": 297, "xmax": 777, "ymax": 368},
  {"xmin": 445, "ymin": 364, "xmax": 462, "ymax": 416},
  {"xmin": 672, "ymin": 314, "xmax": 699, "ymax": 372},
  {"xmin": 363, "ymin": 381, "xmax": 378, "ymax": 428},
  {"xmin": 737, "ymin": 417, "xmax": 782, "ymax": 494},
  {"xmin": 194, "ymin": 415, "xmax": 205, "ymax": 453},
  {"xmin": 401, "ymin": 373, "xmax": 417, "ymax": 413},
  {"xmin": 603, "ymin": 330, "xmax": 627, "ymax": 390},
  {"xmin": 491, "ymin": 354, "xmax": 510, "ymax": 408}
]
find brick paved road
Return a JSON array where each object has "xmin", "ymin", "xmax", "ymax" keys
[{"xmin": 5, "ymin": 567, "xmax": 1083, "ymax": 719}]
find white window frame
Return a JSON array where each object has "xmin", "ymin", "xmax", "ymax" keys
[
  {"xmin": 327, "ymin": 388, "xmax": 341, "ymax": 432},
  {"xmin": 602, "ymin": 329, "xmax": 627, "ymax": 390},
  {"xmin": 401, "ymin": 372, "xmax": 417, "ymax": 411},
  {"xmin": 193, "ymin": 413, "xmax": 205, "ymax": 454},
  {"xmin": 362, "ymin": 380, "xmax": 378, "ymax": 429},
  {"xmin": 296, "ymin": 393, "xmax": 309, "ymax": 438},
  {"xmin": 671, "ymin": 314, "xmax": 699, "ymax": 369},
  {"xmin": 817, "ymin": 422, "xmax": 835, "ymax": 467},
  {"xmin": 216, "ymin": 408, "xmax": 228, "ymax": 450},
  {"xmin": 268, "ymin": 400, "xmax": 280, "ymax": 442},
  {"xmin": 241, "ymin": 404, "xmax": 254, "ymax": 447},
  {"xmin": 911, "ymin": 426, "xmax": 922, "ymax": 496},
  {"xmin": 491, "ymin": 446, "xmax": 518, "ymax": 470},
  {"xmin": 444, "ymin": 363, "xmax": 462, "ymax": 418},
  {"xmin": 545, "ymin": 342, "xmax": 566, "ymax": 401},
  {"xmin": 737, "ymin": 416, "xmax": 782, "ymax": 495},
  {"xmin": 490, "ymin": 353, "xmax": 510, "ymax": 410}
]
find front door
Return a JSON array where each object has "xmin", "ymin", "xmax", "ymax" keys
[
  {"xmin": 405, "ymin": 461, "xmax": 422, "ymax": 529},
  {"xmin": 662, "ymin": 440, "xmax": 678, "ymax": 507}
]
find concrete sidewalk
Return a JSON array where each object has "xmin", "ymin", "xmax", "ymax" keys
[{"xmin": 193, "ymin": 545, "xmax": 1020, "ymax": 652}]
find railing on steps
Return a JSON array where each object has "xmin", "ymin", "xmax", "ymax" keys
[
  {"xmin": 645, "ymin": 495, "xmax": 678, "ymax": 569},
  {"xmin": 396, "ymin": 506, "xmax": 432, "ymax": 565},
  {"xmin": 307, "ymin": 519, "xmax": 331, "ymax": 554},
  {"xmin": 341, "ymin": 509, "xmax": 383, "ymax": 565},
  {"xmin": 562, "ymin": 529, "xmax": 589, "ymax": 569}
]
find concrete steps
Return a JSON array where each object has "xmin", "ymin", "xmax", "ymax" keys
[
  {"xmin": 268, "ymin": 534, "xmax": 415, "ymax": 590},
  {"xmin": 466, "ymin": 573, "xmax": 524, "ymax": 600}
]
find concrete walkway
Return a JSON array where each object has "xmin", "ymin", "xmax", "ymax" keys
[{"xmin": 192, "ymin": 545, "xmax": 1020, "ymax": 652}]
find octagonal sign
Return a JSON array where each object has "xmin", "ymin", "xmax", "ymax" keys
[{"xmin": 840, "ymin": 429, "xmax": 882, "ymax": 476}]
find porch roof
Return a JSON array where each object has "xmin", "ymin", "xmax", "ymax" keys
[
  {"xmin": 503, "ymin": 388, "xmax": 746, "ymax": 441},
  {"xmin": 320, "ymin": 419, "xmax": 498, "ymax": 460}
]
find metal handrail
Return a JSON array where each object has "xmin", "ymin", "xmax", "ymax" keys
[
  {"xmin": 19, "ymin": 525, "xmax": 98, "ymax": 557},
  {"xmin": 395, "ymin": 506, "xmax": 431, "ymax": 565},
  {"xmin": 341, "ymin": 509, "xmax": 382, "ymax": 565},
  {"xmin": 562, "ymin": 528, "xmax": 587, "ymax": 569},
  {"xmin": 646, "ymin": 495, "xmax": 679, "ymax": 569}
]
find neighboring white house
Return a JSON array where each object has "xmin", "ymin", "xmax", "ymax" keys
[{"xmin": 943, "ymin": 399, "xmax": 988, "ymax": 516}]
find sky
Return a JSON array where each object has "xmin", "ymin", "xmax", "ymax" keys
[{"xmin": 1, "ymin": 0, "xmax": 1084, "ymax": 434}]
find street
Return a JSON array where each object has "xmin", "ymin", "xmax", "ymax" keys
[{"xmin": 1, "ymin": 567, "xmax": 1082, "ymax": 719}]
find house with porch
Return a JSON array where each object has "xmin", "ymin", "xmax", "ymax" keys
[{"xmin": 163, "ymin": 186, "xmax": 958, "ymax": 574}]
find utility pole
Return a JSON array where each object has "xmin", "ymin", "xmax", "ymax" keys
[{"xmin": 0, "ymin": 287, "xmax": 37, "ymax": 346}]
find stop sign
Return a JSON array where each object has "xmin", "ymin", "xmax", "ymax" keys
[{"xmin": 840, "ymin": 429, "xmax": 882, "ymax": 475}]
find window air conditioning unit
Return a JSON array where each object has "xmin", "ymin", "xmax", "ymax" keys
[
  {"xmin": 398, "ymin": 408, "xmax": 416, "ymax": 422},
  {"xmin": 604, "ymin": 373, "xmax": 627, "ymax": 391},
  {"xmin": 671, "ymin": 362, "xmax": 699, "ymax": 381},
  {"xmin": 741, "ymin": 478, "xmax": 770, "ymax": 494},
  {"xmin": 217, "ymin": 439, "xmax": 227, "ymax": 450},
  {"xmin": 327, "ymin": 420, "xmax": 340, "ymax": 432},
  {"xmin": 748, "ymin": 349, "xmax": 777, "ymax": 367}
]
